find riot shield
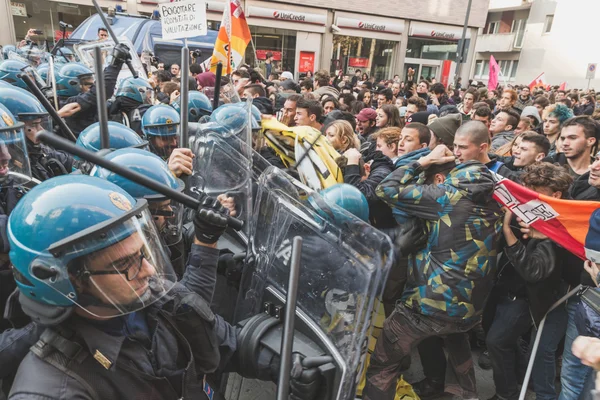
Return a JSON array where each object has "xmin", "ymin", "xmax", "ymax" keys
[
  {"xmin": 74, "ymin": 38, "xmax": 146, "ymax": 89},
  {"xmin": 188, "ymin": 131, "xmax": 253, "ymax": 239},
  {"xmin": 228, "ymin": 167, "xmax": 393, "ymax": 400}
]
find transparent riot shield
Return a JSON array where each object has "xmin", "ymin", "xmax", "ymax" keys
[
  {"xmin": 228, "ymin": 166, "xmax": 393, "ymax": 400},
  {"xmin": 188, "ymin": 132, "xmax": 253, "ymax": 239},
  {"xmin": 74, "ymin": 38, "xmax": 147, "ymax": 89}
]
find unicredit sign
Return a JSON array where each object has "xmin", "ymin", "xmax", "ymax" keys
[
  {"xmin": 336, "ymin": 17, "xmax": 405, "ymax": 34},
  {"xmin": 430, "ymin": 30, "xmax": 456, "ymax": 40},
  {"xmin": 358, "ymin": 21, "xmax": 386, "ymax": 31},
  {"xmin": 248, "ymin": 6, "xmax": 326, "ymax": 25},
  {"xmin": 410, "ymin": 22, "xmax": 470, "ymax": 41},
  {"xmin": 273, "ymin": 11, "xmax": 306, "ymax": 22}
]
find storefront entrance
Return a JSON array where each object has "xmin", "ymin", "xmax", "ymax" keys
[
  {"xmin": 403, "ymin": 59, "xmax": 442, "ymax": 82},
  {"xmin": 244, "ymin": 26, "xmax": 297, "ymax": 75},
  {"xmin": 330, "ymin": 35, "xmax": 397, "ymax": 81}
]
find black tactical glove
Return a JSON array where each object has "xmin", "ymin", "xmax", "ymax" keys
[
  {"xmin": 193, "ymin": 195, "xmax": 229, "ymax": 244},
  {"xmin": 111, "ymin": 43, "xmax": 131, "ymax": 66},
  {"xmin": 290, "ymin": 353, "xmax": 322, "ymax": 400}
]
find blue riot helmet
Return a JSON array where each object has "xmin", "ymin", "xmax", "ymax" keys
[
  {"xmin": 55, "ymin": 47, "xmax": 76, "ymax": 63},
  {"xmin": 76, "ymin": 121, "xmax": 148, "ymax": 159},
  {"xmin": 7, "ymin": 175, "xmax": 177, "ymax": 321},
  {"xmin": 308, "ymin": 183, "xmax": 369, "ymax": 224},
  {"xmin": 2, "ymin": 45, "xmax": 16, "ymax": 60},
  {"xmin": 209, "ymin": 103, "xmax": 248, "ymax": 136},
  {"xmin": 0, "ymin": 59, "xmax": 43, "ymax": 89},
  {"xmin": 115, "ymin": 76, "xmax": 154, "ymax": 105},
  {"xmin": 90, "ymin": 148, "xmax": 184, "ymax": 239},
  {"xmin": 230, "ymin": 102, "xmax": 261, "ymax": 130},
  {"xmin": 36, "ymin": 63, "xmax": 49, "ymax": 83},
  {"xmin": 172, "ymin": 91, "xmax": 212, "ymax": 123},
  {"xmin": 142, "ymin": 104, "xmax": 180, "ymax": 159},
  {"xmin": 56, "ymin": 62, "xmax": 93, "ymax": 97},
  {"xmin": 0, "ymin": 103, "xmax": 32, "ymax": 187},
  {"xmin": 0, "ymin": 85, "xmax": 52, "ymax": 144}
]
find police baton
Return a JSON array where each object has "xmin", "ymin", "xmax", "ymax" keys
[
  {"xmin": 180, "ymin": 40, "xmax": 190, "ymax": 148},
  {"xmin": 91, "ymin": 0, "xmax": 138, "ymax": 79},
  {"xmin": 36, "ymin": 130, "xmax": 244, "ymax": 231},
  {"xmin": 277, "ymin": 236, "xmax": 302, "ymax": 400},
  {"xmin": 20, "ymin": 74, "xmax": 78, "ymax": 142},
  {"xmin": 212, "ymin": 62, "xmax": 223, "ymax": 110},
  {"xmin": 93, "ymin": 46, "xmax": 110, "ymax": 150}
]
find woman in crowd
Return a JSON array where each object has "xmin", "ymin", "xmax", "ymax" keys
[{"xmin": 376, "ymin": 104, "xmax": 402, "ymax": 129}]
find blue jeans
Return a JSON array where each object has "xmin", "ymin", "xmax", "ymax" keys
[
  {"xmin": 530, "ymin": 303, "xmax": 568, "ymax": 400},
  {"xmin": 558, "ymin": 299, "xmax": 592, "ymax": 400}
]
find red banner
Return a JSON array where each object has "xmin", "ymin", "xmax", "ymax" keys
[
  {"xmin": 54, "ymin": 30, "xmax": 71, "ymax": 41},
  {"xmin": 256, "ymin": 49, "xmax": 282, "ymax": 61},
  {"xmin": 441, "ymin": 60, "xmax": 452, "ymax": 88},
  {"xmin": 298, "ymin": 51, "xmax": 314, "ymax": 73},
  {"xmin": 349, "ymin": 57, "xmax": 369, "ymax": 68}
]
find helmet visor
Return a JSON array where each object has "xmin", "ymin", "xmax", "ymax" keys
[
  {"xmin": 141, "ymin": 87, "xmax": 155, "ymax": 105},
  {"xmin": 22, "ymin": 115, "xmax": 52, "ymax": 141},
  {"xmin": 35, "ymin": 205, "xmax": 177, "ymax": 319},
  {"xmin": 148, "ymin": 199, "xmax": 183, "ymax": 243},
  {"xmin": 0, "ymin": 124, "xmax": 32, "ymax": 187},
  {"xmin": 20, "ymin": 65, "xmax": 47, "ymax": 89}
]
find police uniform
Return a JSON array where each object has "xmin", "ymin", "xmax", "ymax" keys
[{"xmin": 63, "ymin": 64, "xmax": 121, "ymax": 137}]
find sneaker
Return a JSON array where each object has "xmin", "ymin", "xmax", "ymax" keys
[
  {"xmin": 478, "ymin": 350, "xmax": 492, "ymax": 370},
  {"xmin": 411, "ymin": 377, "xmax": 445, "ymax": 400}
]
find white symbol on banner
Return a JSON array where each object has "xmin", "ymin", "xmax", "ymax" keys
[{"xmin": 511, "ymin": 200, "xmax": 559, "ymax": 224}]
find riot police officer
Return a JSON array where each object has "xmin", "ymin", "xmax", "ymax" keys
[
  {"xmin": 6, "ymin": 175, "xmax": 322, "ymax": 400},
  {"xmin": 90, "ymin": 148, "xmax": 189, "ymax": 277},
  {"xmin": 0, "ymin": 85, "xmax": 74, "ymax": 180},
  {"xmin": 172, "ymin": 91, "xmax": 213, "ymax": 123},
  {"xmin": 0, "ymin": 59, "xmax": 45, "ymax": 90},
  {"xmin": 74, "ymin": 121, "xmax": 148, "ymax": 174},
  {"xmin": 58, "ymin": 43, "xmax": 132, "ymax": 136},
  {"xmin": 108, "ymin": 76, "xmax": 154, "ymax": 136},
  {"xmin": 141, "ymin": 104, "xmax": 180, "ymax": 160},
  {"xmin": 0, "ymin": 104, "xmax": 33, "ymax": 333}
]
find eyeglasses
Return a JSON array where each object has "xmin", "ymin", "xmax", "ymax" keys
[{"xmin": 85, "ymin": 248, "xmax": 147, "ymax": 281}]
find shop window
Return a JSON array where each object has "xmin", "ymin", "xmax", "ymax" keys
[
  {"xmin": 544, "ymin": 15, "xmax": 554, "ymax": 33},
  {"xmin": 245, "ymin": 26, "xmax": 297, "ymax": 76},
  {"xmin": 331, "ymin": 35, "xmax": 395, "ymax": 81},
  {"xmin": 405, "ymin": 37, "xmax": 460, "ymax": 62}
]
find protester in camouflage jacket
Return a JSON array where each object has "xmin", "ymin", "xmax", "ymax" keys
[{"xmin": 376, "ymin": 159, "xmax": 502, "ymax": 323}]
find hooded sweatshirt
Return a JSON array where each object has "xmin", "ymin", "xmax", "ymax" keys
[
  {"xmin": 490, "ymin": 130, "xmax": 515, "ymax": 152},
  {"xmin": 377, "ymin": 160, "xmax": 502, "ymax": 322},
  {"xmin": 314, "ymin": 85, "xmax": 340, "ymax": 100}
]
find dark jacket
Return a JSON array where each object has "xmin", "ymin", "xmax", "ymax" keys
[
  {"xmin": 344, "ymin": 151, "xmax": 396, "ymax": 229},
  {"xmin": 486, "ymin": 155, "xmax": 523, "ymax": 182},
  {"xmin": 377, "ymin": 161, "xmax": 503, "ymax": 322},
  {"xmin": 500, "ymin": 235, "xmax": 567, "ymax": 326},
  {"xmin": 64, "ymin": 64, "xmax": 120, "ymax": 137},
  {"xmin": 4, "ymin": 244, "xmax": 223, "ymax": 400},
  {"xmin": 27, "ymin": 142, "xmax": 75, "ymax": 181},
  {"xmin": 514, "ymin": 96, "xmax": 533, "ymax": 113},
  {"xmin": 570, "ymin": 171, "xmax": 600, "ymax": 200}
]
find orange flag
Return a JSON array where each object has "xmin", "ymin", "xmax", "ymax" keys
[
  {"xmin": 494, "ymin": 177, "xmax": 600, "ymax": 260},
  {"xmin": 210, "ymin": 0, "xmax": 252, "ymax": 74}
]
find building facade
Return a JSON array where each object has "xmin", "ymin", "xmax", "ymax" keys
[
  {"xmin": 472, "ymin": 0, "xmax": 600, "ymax": 89},
  {"xmin": 1, "ymin": 0, "xmax": 490, "ymax": 82}
]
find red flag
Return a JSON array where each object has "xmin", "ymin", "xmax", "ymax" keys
[
  {"xmin": 528, "ymin": 72, "xmax": 547, "ymax": 90},
  {"xmin": 488, "ymin": 55, "xmax": 499, "ymax": 90},
  {"xmin": 494, "ymin": 178, "xmax": 600, "ymax": 260},
  {"xmin": 559, "ymin": 82, "xmax": 568, "ymax": 91}
]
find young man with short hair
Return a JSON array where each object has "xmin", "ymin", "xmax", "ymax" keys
[
  {"xmin": 458, "ymin": 88, "xmax": 479, "ymax": 120},
  {"xmin": 548, "ymin": 115, "xmax": 597, "ymax": 178},
  {"xmin": 243, "ymin": 84, "xmax": 266, "ymax": 99},
  {"xmin": 472, "ymin": 106, "xmax": 493, "ymax": 129},
  {"xmin": 294, "ymin": 98, "xmax": 323, "ymax": 130},
  {"xmin": 372, "ymin": 127, "xmax": 401, "ymax": 161},
  {"xmin": 377, "ymin": 88, "xmax": 394, "ymax": 108},
  {"xmin": 397, "ymin": 123, "xmax": 430, "ymax": 158},
  {"xmin": 542, "ymin": 104, "xmax": 574, "ymax": 154},
  {"xmin": 513, "ymin": 131, "xmax": 551, "ymax": 168},
  {"xmin": 514, "ymin": 86, "xmax": 533, "ymax": 113},
  {"xmin": 300, "ymin": 79, "xmax": 314, "ymax": 95},
  {"xmin": 282, "ymin": 94, "xmax": 302, "ymax": 127},
  {"xmin": 490, "ymin": 109, "xmax": 520, "ymax": 151},
  {"xmin": 313, "ymin": 69, "xmax": 339, "ymax": 100},
  {"xmin": 406, "ymin": 96, "xmax": 427, "ymax": 119},
  {"xmin": 497, "ymin": 89, "xmax": 517, "ymax": 113}
]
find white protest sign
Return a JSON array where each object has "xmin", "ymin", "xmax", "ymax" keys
[{"xmin": 159, "ymin": 0, "xmax": 207, "ymax": 40}]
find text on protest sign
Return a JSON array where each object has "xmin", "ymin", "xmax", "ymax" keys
[{"xmin": 159, "ymin": 0, "xmax": 207, "ymax": 40}]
